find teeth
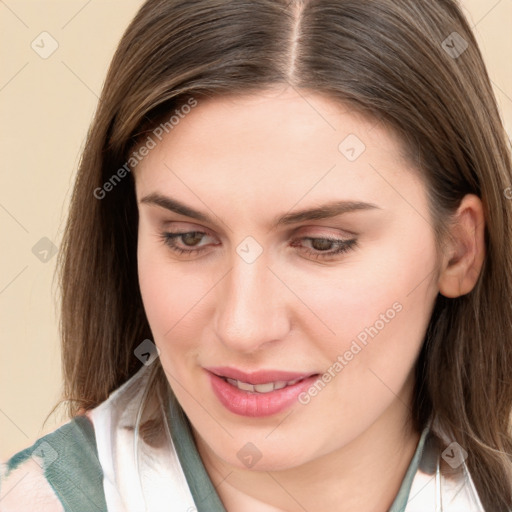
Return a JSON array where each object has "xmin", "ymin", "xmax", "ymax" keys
[
  {"xmin": 237, "ymin": 380, "xmax": 255, "ymax": 392},
  {"xmin": 224, "ymin": 377, "xmax": 305, "ymax": 393},
  {"xmin": 254, "ymin": 382, "xmax": 274, "ymax": 393}
]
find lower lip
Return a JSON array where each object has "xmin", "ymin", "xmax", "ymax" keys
[{"xmin": 207, "ymin": 371, "xmax": 319, "ymax": 417}]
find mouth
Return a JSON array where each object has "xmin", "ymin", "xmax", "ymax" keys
[
  {"xmin": 204, "ymin": 366, "xmax": 320, "ymax": 417},
  {"xmin": 218, "ymin": 375, "xmax": 313, "ymax": 393}
]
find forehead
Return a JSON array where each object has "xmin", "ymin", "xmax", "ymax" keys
[
  {"xmin": 133, "ymin": 87, "xmax": 425, "ymax": 221},
  {"xmin": 146, "ymin": 88, "xmax": 399, "ymax": 163}
]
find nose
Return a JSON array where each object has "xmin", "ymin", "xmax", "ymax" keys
[{"xmin": 213, "ymin": 253, "xmax": 291, "ymax": 354}]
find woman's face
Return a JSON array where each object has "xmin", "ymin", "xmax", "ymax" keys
[{"xmin": 135, "ymin": 86, "xmax": 440, "ymax": 471}]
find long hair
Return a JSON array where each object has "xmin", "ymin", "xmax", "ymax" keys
[{"xmin": 57, "ymin": 0, "xmax": 512, "ymax": 509}]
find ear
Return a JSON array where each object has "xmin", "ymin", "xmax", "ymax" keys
[{"xmin": 437, "ymin": 194, "xmax": 486, "ymax": 298}]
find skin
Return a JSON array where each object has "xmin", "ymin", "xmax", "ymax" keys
[{"xmin": 134, "ymin": 85, "xmax": 485, "ymax": 511}]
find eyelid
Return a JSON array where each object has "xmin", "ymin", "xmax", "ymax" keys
[
  {"xmin": 293, "ymin": 225, "xmax": 358, "ymax": 239},
  {"xmin": 160, "ymin": 219, "xmax": 357, "ymax": 238},
  {"xmin": 160, "ymin": 220, "xmax": 217, "ymax": 236}
]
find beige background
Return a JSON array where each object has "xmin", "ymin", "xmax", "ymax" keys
[{"xmin": 1, "ymin": 0, "xmax": 511, "ymax": 459}]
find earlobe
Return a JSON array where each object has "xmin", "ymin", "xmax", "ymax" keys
[{"xmin": 437, "ymin": 194, "xmax": 486, "ymax": 298}]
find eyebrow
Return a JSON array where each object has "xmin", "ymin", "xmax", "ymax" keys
[{"xmin": 139, "ymin": 192, "xmax": 381, "ymax": 229}]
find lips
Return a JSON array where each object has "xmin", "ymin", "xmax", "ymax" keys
[{"xmin": 205, "ymin": 366, "xmax": 320, "ymax": 417}]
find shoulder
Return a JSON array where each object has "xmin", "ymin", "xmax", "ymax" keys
[{"xmin": 0, "ymin": 415, "xmax": 107, "ymax": 512}]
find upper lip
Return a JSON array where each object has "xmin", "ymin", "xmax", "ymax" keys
[{"xmin": 205, "ymin": 366, "xmax": 318, "ymax": 385}]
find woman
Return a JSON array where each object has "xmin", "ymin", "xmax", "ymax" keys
[{"xmin": 1, "ymin": 0, "xmax": 511, "ymax": 510}]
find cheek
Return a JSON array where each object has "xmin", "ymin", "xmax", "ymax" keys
[
  {"xmin": 286, "ymin": 231, "xmax": 439, "ymax": 425},
  {"xmin": 137, "ymin": 233, "xmax": 208, "ymax": 353},
  {"xmin": 291, "ymin": 228, "xmax": 438, "ymax": 351}
]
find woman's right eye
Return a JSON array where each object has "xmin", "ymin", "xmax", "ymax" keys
[{"xmin": 158, "ymin": 231, "xmax": 215, "ymax": 256}]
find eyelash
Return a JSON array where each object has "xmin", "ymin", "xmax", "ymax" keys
[{"xmin": 158, "ymin": 231, "xmax": 358, "ymax": 261}]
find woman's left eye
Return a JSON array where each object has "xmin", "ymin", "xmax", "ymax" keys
[
  {"xmin": 291, "ymin": 236, "xmax": 358, "ymax": 260},
  {"xmin": 158, "ymin": 231, "xmax": 358, "ymax": 260}
]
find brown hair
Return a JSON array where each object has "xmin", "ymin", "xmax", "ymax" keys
[{"xmin": 57, "ymin": 0, "xmax": 512, "ymax": 509}]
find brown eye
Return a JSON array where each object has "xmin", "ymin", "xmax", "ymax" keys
[
  {"xmin": 181, "ymin": 232, "xmax": 205, "ymax": 247},
  {"xmin": 159, "ymin": 230, "xmax": 217, "ymax": 256},
  {"xmin": 309, "ymin": 238, "xmax": 335, "ymax": 251},
  {"xmin": 292, "ymin": 237, "xmax": 358, "ymax": 261}
]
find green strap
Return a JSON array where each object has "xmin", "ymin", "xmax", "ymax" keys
[
  {"xmin": 388, "ymin": 426, "xmax": 430, "ymax": 512},
  {"xmin": 5, "ymin": 416, "xmax": 107, "ymax": 512},
  {"xmin": 167, "ymin": 393, "xmax": 228, "ymax": 512}
]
